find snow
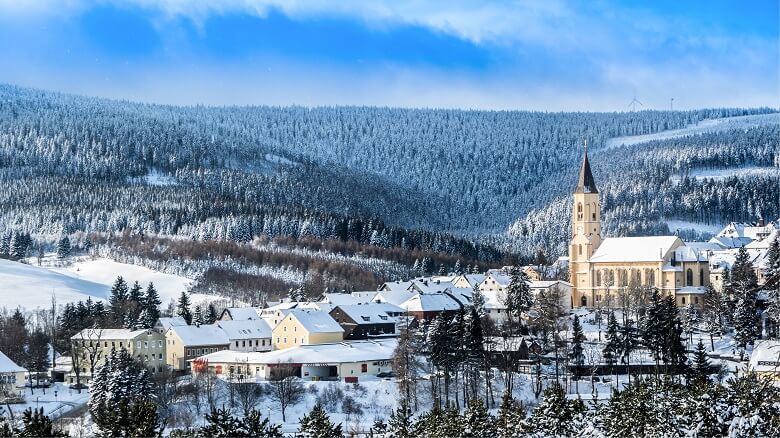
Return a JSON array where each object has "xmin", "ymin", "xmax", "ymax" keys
[
  {"xmin": 288, "ymin": 310, "xmax": 344, "ymax": 334},
  {"xmin": 590, "ymin": 236, "xmax": 680, "ymax": 262},
  {"xmin": 333, "ymin": 303, "xmax": 403, "ymax": 324},
  {"xmin": 665, "ymin": 219, "xmax": 724, "ymax": 235},
  {"xmin": 170, "ymin": 325, "xmax": 230, "ymax": 346},
  {"xmin": 71, "ymin": 328, "xmax": 150, "ymax": 341},
  {"xmin": 6, "ymin": 382, "xmax": 90, "ymax": 421},
  {"xmin": 605, "ymin": 113, "xmax": 780, "ymax": 149},
  {"xmin": 198, "ymin": 339, "xmax": 397, "ymax": 368},
  {"xmin": 399, "ymin": 293, "xmax": 461, "ymax": 312},
  {"xmin": 669, "ymin": 165, "xmax": 780, "ymax": 182},
  {"xmin": 128, "ymin": 168, "xmax": 177, "ymax": 186},
  {"xmin": 216, "ymin": 319, "xmax": 273, "ymax": 340},
  {"xmin": 0, "ymin": 350, "xmax": 25, "ymax": 373},
  {"xmin": 0, "ymin": 259, "xmax": 108, "ymax": 309},
  {"xmin": 749, "ymin": 340, "xmax": 780, "ymax": 373}
]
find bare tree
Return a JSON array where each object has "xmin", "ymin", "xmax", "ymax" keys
[
  {"xmin": 233, "ymin": 365, "xmax": 262, "ymax": 417},
  {"xmin": 267, "ymin": 363, "xmax": 304, "ymax": 422},
  {"xmin": 196, "ymin": 368, "xmax": 221, "ymax": 412},
  {"xmin": 391, "ymin": 317, "xmax": 421, "ymax": 410},
  {"xmin": 78, "ymin": 328, "xmax": 104, "ymax": 379}
]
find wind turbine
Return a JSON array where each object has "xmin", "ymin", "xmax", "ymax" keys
[
  {"xmin": 628, "ymin": 93, "xmax": 643, "ymax": 112},
  {"xmin": 670, "ymin": 97, "xmax": 675, "ymax": 111}
]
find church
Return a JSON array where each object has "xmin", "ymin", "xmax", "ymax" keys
[{"xmin": 569, "ymin": 150, "xmax": 710, "ymax": 308}]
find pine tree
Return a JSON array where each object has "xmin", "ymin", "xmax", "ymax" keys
[
  {"xmin": 108, "ymin": 276, "xmax": 129, "ymax": 326},
  {"xmin": 603, "ymin": 312, "xmax": 620, "ymax": 372},
  {"xmin": 471, "ymin": 283, "xmax": 487, "ymax": 319},
  {"xmin": 387, "ymin": 403, "xmax": 413, "ymax": 438},
  {"xmin": 462, "ymin": 399, "xmax": 496, "ymax": 438},
  {"xmin": 734, "ymin": 284, "xmax": 758, "ymax": 348},
  {"xmin": 193, "ymin": 305, "xmax": 204, "ymax": 327},
  {"xmin": 0, "ymin": 232, "xmax": 10, "ymax": 258},
  {"xmin": 691, "ymin": 339, "xmax": 711, "ymax": 386},
  {"xmin": 731, "ymin": 246, "xmax": 758, "ymax": 289},
  {"xmin": 56, "ymin": 235, "xmax": 71, "ymax": 259},
  {"xmin": 177, "ymin": 291, "xmax": 193, "ymax": 325},
  {"xmin": 298, "ymin": 404, "xmax": 342, "ymax": 438},
  {"xmin": 142, "ymin": 282, "xmax": 162, "ymax": 328},
  {"xmin": 205, "ymin": 303, "xmax": 219, "ymax": 324},
  {"xmin": 438, "ymin": 264, "xmax": 446, "ymax": 275},
  {"xmin": 496, "ymin": 392, "xmax": 525, "ymax": 438},
  {"xmin": 569, "ymin": 314, "xmax": 586, "ymax": 382},
  {"xmin": 504, "ymin": 266, "xmax": 533, "ymax": 331},
  {"xmin": 525, "ymin": 382, "xmax": 583, "ymax": 436},
  {"xmin": 767, "ymin": 235, "xmax": 780, "ymax": 278},
  {"xmin": 20, "ymin": 408, "xmax": 67, "ymax": 437},
  {"xmin": 10, "ymin": 232, "xmax": 27, "ymax": 260},
  {"xmin": 454, "ymin": 259, "xmax": 463, "ymax": 275}
]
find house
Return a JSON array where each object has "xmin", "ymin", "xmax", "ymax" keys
[
  {"xmin": 165, "ymin": 325, "xmax": 230, "ymax": 371},
  {"xmin": 192, "ymin": 339, "xmax": 397, "ymax": 382},
  {"xmin": 272, "ymin": 310, "xmax": 343, "ymax": 350},
  {"xmin": 154, "ymin": 316, "xmax": 188, "ymax": 334},
  {"xmin": 0, "ymin": 350, "xmax": 26, "ymax": 396},
  {"xmin": 216, "ymin": 319, "xmax": 273, "ymax": 352},
  {"xmin": 258, "ymin": 302, "xmax": 331, "ymax": 328},
  {"xmin": 398, "ymin": 292, "xmax": 463, "ymax": 321},
  {"xmin": 749, "ymin": 340, "xmax": 780, "ymax": 381},
  {"xmin": 69, "ymin": 328, "xmax": 166, "ymax": 383},
  {"xmin": 480, "ymin": 280, "xmax": 573, "ymax": 323},
  {"xmin": 321, "ymin": 293, "xmax": 374, "ymax": 306},
  {"xmin": 372, "ymin": 289, "xmax": 417, "ymax": 307},
  {"xmin": 219, "ymin": 307, "xmax": 262, "ymax": 321},
  {"xmin": 329, "ymin": 303, "xmax": 403, "ymax": 339},
  {"xmin": 451, "ymin": 273, "xmax": 487, "ymax": 289},
  {"xmin": 569, "ymin": 149, "xmax": 712, "ymax": 308}
]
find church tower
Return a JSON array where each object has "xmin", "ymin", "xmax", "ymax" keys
[{"xmin": 569, "ymin": 145, "xmax": 601, "ymax": 306}]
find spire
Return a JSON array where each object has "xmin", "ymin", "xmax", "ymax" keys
[{"xmin": 574, "ymin": 141, "xmax": 598, "ymax": 194}]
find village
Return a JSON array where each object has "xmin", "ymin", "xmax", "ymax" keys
[{"xmin": 1, "ymin": 153, "xmax": 779, "ymax": 435}]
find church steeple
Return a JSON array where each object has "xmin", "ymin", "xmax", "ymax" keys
[{"xmin": 574, "ymin": 143, "xmax": 598, "ymax": 194}]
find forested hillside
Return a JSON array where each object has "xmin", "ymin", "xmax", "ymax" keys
[{"xmin": 0, "ymin": 84, "xmax": 777, "ymax": 271}]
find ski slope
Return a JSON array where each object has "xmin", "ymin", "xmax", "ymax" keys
[
  {"xmin": 605, "ymin": 113, "xmax": 780, "ymax": 149},
  {"xmin": 0, "ymin": 257, "xmax": 203, "ymax": 310}
]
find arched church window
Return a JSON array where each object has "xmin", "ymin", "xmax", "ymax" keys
[
  {"xmin": 578, "ymin": 245, "xmax": 582, "ymax": 255},
  {"xmin": 686, "ymin": 269, "xmax": 693, "ymax": 286},
  {"xmin": 596, "ymin": 270, "xmax": 602, "ymax": 286},
  {"xmin": 581, "ymin": 296, "xmax": 587, "ymax": 307},
  {"xmin": 577, "ymin": 203, "xmax": 583, "ymax": 220},
  {"xmin": 699, "ymin": 269, "xmax": 704, "ymax": 286},
  {"xmin": 592, "ymin": 203, "xmax": 597, "ymax": 220}
]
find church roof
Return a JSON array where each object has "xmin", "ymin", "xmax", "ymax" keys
[
  {"xmin": 590, "ymin": 236, "xmax": 681, "ymax": 263},
  {"xmin": 574, "ymin": 151, "xmax": 598, "ymax": 194}
]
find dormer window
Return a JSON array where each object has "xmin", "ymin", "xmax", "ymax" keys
[{"xmin": 361, "ymin": 316, "xmax": 371, "ymax": 322}]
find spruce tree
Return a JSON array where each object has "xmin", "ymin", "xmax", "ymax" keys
[
  {"xmin": 193, "ymin": 305, "xmax": 204, "ymax": 327},
  {"xmin": 734, "ymin": 285, "xmax": 758, "ymax": 348},
  {"xmin": 603, "ymin": 312, "xmax": 620, "ymax": 374},
  {"xmin": 142, "ymin": 282, "xmax": 162, "ymax": 328},
  {"xmin": 462, "ymin": 399, "xmax": 496, "ymax": 438},
  {"xmin": 21, "ymin": 408, "xmax": 67, "ymax": 437},
  {"xmin": 176, "ymin": 291, "xmax": 193, "ymax": 325},
  {"xmin": 731, "ymin": 246, "xmax": 758, "ymax": 289},
  {"xmin": 569, "ymin": 314, "xmax": 586, "ymax": 382},
  {"xmin": 691, "ymin": 339, "xmax": 711, "ymax": 386},
  {"xmin": 298, "ymin": 404, "xmax": 342, "ymax": 438},
  {"xmin": 504, "ymin": 266, "xmax": 533, "ymax": 331},
  {"xmin": 108, "ymin": 276, "xmax": 129, "ymax": 325},
  {"xmin": 767, "ymin": 235, "xmax": 780, "ymax": 278},
  {"xmin": 205, "ymin": 303, "xmax": 219, "ymax": 324},
  {"xmin": 496, "ymin": 392, "xmax": 525, "ymax": 438},
  {"xmin": 525, "ymin": 382, "xmax": 583, "ymax": 436},
  {"xmin": 56, "ymin": 235, "xmax": 71, "ymax": 259},
  {"xmin": 387, "ymin": 403, "xmax": 413, "ymax": 438},
  {"xmin": 471, "ymin": 283, "xmax": 487, "ymax": 319},
  {"xmin": 0, "ymin": 232, "xmax": 10, "ymax": 258}
]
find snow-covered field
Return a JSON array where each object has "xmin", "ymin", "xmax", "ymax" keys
[
  {"xmin": 605, "ymin": 113, "xmax": 780, "ymax": 149},
  {"xmin": 669, "ymin": 165, "xmax": 780, "ymax": 182},
  {"xmin": 0, "ymin": 256, "xmax": 217, "ymax": 310},
  {"xmin": 6, "ymin": 382, "xmax": 89, "ymax": 419},
  {"xmin": 664, "ymin": 219, "xmax": 723, "ymax": 235}
]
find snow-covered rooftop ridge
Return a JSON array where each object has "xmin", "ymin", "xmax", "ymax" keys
[
  {"xmin": 372, "ymin": 289, "xmax": 416, "ymax": 306},
  {"xmin": 333, "ymin": 303, "xmax": 403, "ymax": 323},
  {"xmin": 71, "ymin": 328, "xmax": 152, "ymax": 341},
  {"xmin": 223, "ymin": 307, "xmax": 263, "ymax": 321},
  {"xmin": 0, "ymin": 350, "xmax": 26, "ymax": 373},
  {"xmin": 288, "ymin": 310, "xmax": 343, "ymax": 333},
  {"xmin": 196, "ymin": 338, "xmax": 397, "ymax": 366},
  {"xmin": 716, "ymin": 220, "xmax": 778, "ymax": 240},
  {"xmin": 321, "ymin": 293, "xmax": 373, "ymax": 306},
  {"xmin": 169, "ymin": 324, "xmax": 230, "ymax": 346},
  {"xmin": 399, "ymin": 293, "xmax": 462, "ymax": 312},
  {"xmin": 216, "ymin": 319, "xmax": 272, "ymax": 339},
  {"xmin": 157, "ymin": 316, "xmax": 188, "ymax": 330},
  {"xmin": 749, "ymin": 340, "xmax": 780, "ymax": 373},
  {"xmin": 590, "ymin": 236, "xmax": 681, "ymax": 263}
]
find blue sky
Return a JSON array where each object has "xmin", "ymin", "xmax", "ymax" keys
[{"xmin": 0, "ymin": 0, "xmax": 777, "ymax": 110}]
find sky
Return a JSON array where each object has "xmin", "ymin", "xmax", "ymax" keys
[{"xmin": 0, "ymin": 0, "xmax": 777, "ymax": 110}]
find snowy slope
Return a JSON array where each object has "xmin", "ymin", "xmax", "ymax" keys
[
  {"xmin": 47, "ymin": 258, "xmax": 194, "ymax": 304},
  {"xmin": 0, "ymin": 259, "xmax": 108, "ymax": 309},
  {"xmin": 605, "ymin": 113, "xmax": 780, "ymax": 149}
]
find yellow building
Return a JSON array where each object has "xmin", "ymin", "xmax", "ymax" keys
[
  {"xmin": 69, "ymin": 328, "xmax": 166, "ymax": 383},
  {"xmin": 569, "ymin": 150, "xmax": 710, "ymax": 308},
  {"xmin": 165, "ymin": 325, "xmax": 230, "ymax": 371},
  {"xmin": 272, "ymin": 310, "xmax": 343, "ymax": 350}
]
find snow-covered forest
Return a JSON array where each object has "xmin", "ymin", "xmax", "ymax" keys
[{"xmin": 0, "ymin": 84, "xmax": 777, "ymax": 266}]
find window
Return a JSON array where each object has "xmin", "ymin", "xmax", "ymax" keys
[
  {"xmin": 699, "ymin": 270, "xmax": 704, "ymax": 286},
  {"xmin": 578, "ymin": 245, "xmax": 582, "ymax": 255},
  {"xmin": 144, "ymin": 341, "xmax": 148, "ymax": 348},
  {"xmin": 686, "ymin": 269, "xmax": 693, "ymax": 286},
  {"xmin": 682, "ymin": 297, "xmax": 686, "ymax": 305},
  {"xmin": 695, "ymin": 297, "xmax": 699, "ymax": 305},
  {"xmin": 361, "ymin": 316, "xmax": 370, "ymax": 322},
  {"xmin": 361, "ymin": 364, "xmax": 368, "ymax": 373},
  {"xmin": 235, "ymin": 341, "xmax": 239, "ymax": 347}
]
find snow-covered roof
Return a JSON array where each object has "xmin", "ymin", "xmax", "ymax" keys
[
  {"xmin": 223, "ymin": 307, "xmax": 262, "ymax": 321},
  {"xmin": 677, "ymin": 286, "xmax": 706, "ymax": 295},
  {"xmin": 708, "ymin": 235, "xmax": 751, "ymax": 249},
  {"xmin": 672, "ymin": 245, "xmax": 710, "ymax": 262},
  {"xmin": 216, "ymin": 319, "xmax": 272, "ymax": 340},
  {"xmin": 196, "ymin": 339, "xmax": 397, "ymax": 366},
  {"xmin": 717, "ymin": 221, "xmax": 778, "ymax": 241},
  {"xmin": 332, "ymin": 303, "xmax": 403, "ymax": 324},
  {"xmin": 590, "ymin": 236, "xmax": 681, "ymax": 263},
  {"xmin": 169, "ymin": 325, "xmax": 230, "ymax": 346},
  {"xmin": 378, "ymin": 280, "xmax": 413, "ymax": 293},
  {"xmin": 372, "ymin": 289, "xmax": 417, "ymax": 306},
  {"xmin": 408, "ymin": 279, "xmax": 457, "ymax": 294},
  {"xmin": 286, "ymin": 310, "xmax": 343, "ymax": 334},
  {"xmin": 0, "ymin": 350, "xmax": 25, "ymax": 373},
  {"xmin": 321, "ymin": 293, "xmax": 372, "ymax": 306},
  {"xmin": 71, "ymin": 328, "xmax": 151, "ymax": 341},
  {"xmin": 530, "ymin": 280, "xmax": 572, "ymax": 289},
  {"xmin": 483, "ymin": 273, "xmax": 511, "ymax": 287},
  {"xmin": 157, "ymin": 316, "xmax": 188, "ymax": 330},
  {"xmin": 749, "ymin": 340, "xmax": 780, "ymax": 373},
  {"xmin": 399, "ymin": 293, "xmax": 462, "ymax": 312},
  {"xmin": 454, "ymin": 274, "xmax": 486, "ymax": 288}
]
